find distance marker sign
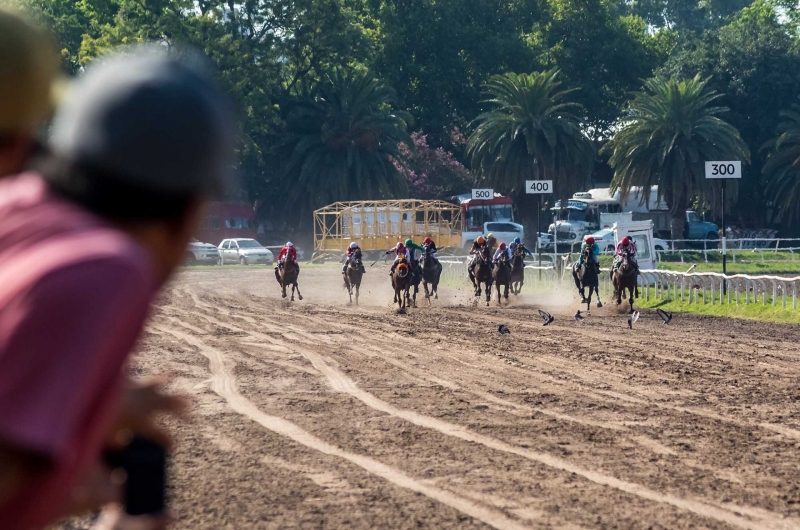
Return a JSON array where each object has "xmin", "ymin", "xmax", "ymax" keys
[
  {"xmin": 526, "ymin": 180, "xmax": 553, "ymax": 194},
  {"xmin": 472, "ymin": 189, "xmax": 494, "ymax": 200},
  {"xmin": 705, "ymin": 161, "xmax": 741, "ymax": 179}
]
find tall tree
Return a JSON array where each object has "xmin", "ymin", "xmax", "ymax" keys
[
  {"xmin": 604, "ymin": 76, "xmax": 750, "ymax": 243},
  {"xmin": 278, "ymin": 69, "xmax": 411, "ymax": 225},
  {"xmin": 395, "ymin": 132, "xmax": 471, "ymax": 200},
  {"xmin": 762, "ymin": 99, "xmax": 800, "ymax": 225},
  {"xmin": 467, "ymin": 70, "xmax": 594, "ymax": 240},
  {"xmin": 660, "ymin": 0, "xmax": 800, "ymax": 228}
]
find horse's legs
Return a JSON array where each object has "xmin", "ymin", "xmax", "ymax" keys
[
  {"xmin": 594, "ymin": 285, "xmax": 603, "ymax": 307},
  {"xmin": 281, "ymin": 279, "xmax": 287, "ymax": 299},
  {"xmin": 355, "ymin": 283, "xmax": 359, "ymax": 305},
  {"xmin": 469, "ymin": 269, "xmax": 479, "ymax": 295},
  {"xmin": 503, "ymin": 283, "xmax": 509, "ymax": 300},
  {"xmin": 295, "ymin": 282, "xmax": 303, "ymax": 301},
  {"xmin": 485, "ymin": 281, "xmax": 491, "ymax": 306}
]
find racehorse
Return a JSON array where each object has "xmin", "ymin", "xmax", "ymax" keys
[
  {"xmin": 572, "ymin": 247, "xmax": 600, "ymax": 312},
  {"xmin": 276, "ymin": 253, "xmax": 302, "ymax": 301},
  {"xmin": 408, "ymin": 258, "xmax": 421, "ymax": 308},
  {"xmin": 344, "ymin": 250, "xmax": 363, "ymax": 305},
  {"xmin": 611, "ymin": 250, "xmax": 638, "ymax": 313},
  {"xmin": 420, "ymin": 247, "xmax": 442, "ymax": 303},
  {"xmin": 468, "ymin": 246, "xmax": 493, "ymax": 306},
  {"xmin": 391, "ymin": 256, "xmax": 412, "ymax": 310},
  {"xmin": 510, "ymin": 246, "xmax": 526, "ymax": 295},
  {"xmin": 492, "ymin": 251, "xmax": 512, "ymax": 304}
]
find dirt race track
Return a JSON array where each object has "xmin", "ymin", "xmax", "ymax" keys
[{"xmin": 63, "ymin": 265, "xmax": 800, "ymax": 529}]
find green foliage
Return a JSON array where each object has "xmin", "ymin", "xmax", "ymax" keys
[
  {"xmin": 467, "ymin": 70, "xmax": 594, "ymax": 201},
  {"xmin": 605, "ymin": 76, "xmax": 750, "ymax": 239},
  {"xmin": 278, "ymin": 69, "xmax": 411, "ymax": 218},
  {"xmin": 763, "ymin": 99, "xmax": 800, "ymax": 225},
  {"xmin": 526, "ymin": 0, "xmax": 675, "ymax": 137}
]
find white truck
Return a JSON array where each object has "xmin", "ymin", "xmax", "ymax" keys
[
  {"xmin": 548, "ymin": 193, "xmax": 630, "ymax": 245},
  {"xmin": 612, "ymin": 220, "xmax": 657, "ymax": 271},
  {"xmin": 462, "ymin": 221, "xmax": 525, "ymax": 249}
]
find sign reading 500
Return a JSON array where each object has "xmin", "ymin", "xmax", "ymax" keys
[{"xmin": 471, "ymin": 189, "xmax": 494, "ymax": 200}]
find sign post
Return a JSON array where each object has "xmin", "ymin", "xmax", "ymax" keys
[
  {"xmin": 705, "ymin": 161, "xmax": 742, "ymax": 297},
  {"xmin": 526, "ymin": 180, "xmax": 553, "ymax": 280}
]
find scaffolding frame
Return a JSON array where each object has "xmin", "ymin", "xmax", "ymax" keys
[{"xmin": 314, "ymin": 199, "xmax": 463, "ymax": 253}]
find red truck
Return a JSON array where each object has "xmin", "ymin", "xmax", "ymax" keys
[{"xmin": 196, "ymin": 201, "xmax": 257, "ymax": 246}]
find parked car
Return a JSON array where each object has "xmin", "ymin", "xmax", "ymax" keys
[
  {"xmin": 185, "ymin": 238, "xmax": 220, "ymax": 265},
  {"xmin": 218, "ymin": 238, "xmax": 274, "ymax": 265},
  {"xmin": 586, "ymin": 228, "xmax": 670, "ymax": 253},
  {"xmin": 462, "ymin": 221, "xmax": 524, "ymax": 249}
]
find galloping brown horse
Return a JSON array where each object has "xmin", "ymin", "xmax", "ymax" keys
[
  {"xmin": 391, "ymin": 256, "xmax": 412, "ymax": 310},
  {"xmin": 420, "ymin": 247, "xmax": 441, "ymax": 303},
  {"xmin": 611, "ymin": 251, "xmax": 637, "ymax": 313},
  {"xmin": 468, "ymin": 246, "xmax": 493, "ymax": 306},
  {"xmin": 573, "ymin": 247, "xmax": 600, "ymax": 312},
  {"xmin": 492, "ymin": 251, "xmax": 511, "ymax": 304},
  {"xmin": 510, "ymin": 246, "xmax": 526, "ymax": 295},
  {"xmin": 344, "ymin": 250, "xmax": 363, "ymax": 304},
  {"xmin": 276, "ymin": 254, "xmax": 302, "ymax": 301}
]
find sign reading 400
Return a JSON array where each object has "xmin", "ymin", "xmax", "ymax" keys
[
  {"xmin": 471, "ymin": 188, "xmax": 494, "ymax": 200},
  {"xmin": 525, "ymin": 180, "xmax": 553, "ymax": 194}
]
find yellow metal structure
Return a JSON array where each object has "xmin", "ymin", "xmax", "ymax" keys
[{"xmin": 314, "ymin": 199, "xmax": 463, "ymax": 253}]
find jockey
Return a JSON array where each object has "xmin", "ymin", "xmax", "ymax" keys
[
  {"xmin": 342, "ymin": 241, "xmax": 365, "ymax": 275},
  {"xmin": 492, "ymin": 242, "xmax": 512, "ymax": 267},
  {"xmin": 276, "ymin": 241, "xmax": 298, "ymax": 268},
  {"xmin": 422, "ymin": 236, "xmax": 441, "ymax": 263},
  {"xmin": 467, "ymin": 235, "xmax": 486, "ymax": 269},
  {"xmin": 509, "ymin": 237, "xmax": 535, "ymax": 259},
  {"xmin": 385, "ymin": 242, "xmax": 408, "ymax": 275},
  {"xmin": 614, "ymin": 237, "xmax": 638, "ymax": 271},
  {"xmin": 404, "ymin": 238, "xmax": 425, "ymax": 262},
  {"xmin": 485, "ymin": 232, "xmax": 498, "ymax": 253},
  {"xmin": 578, "ymin": 236, "xmax": 600, "ymax": 271}
]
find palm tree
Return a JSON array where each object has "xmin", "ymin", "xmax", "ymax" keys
[
  {"xmin": 280, "ymin": 70, "xmax": 411, "ymax": 214},
  {"xmin": 604, "ymin": 75, "xmax": 750, "ymax": 242},
  {"xmin": 466, "ymin": 70, "xmax": 594, "ymax": 242},
  {"xmin": 763, "ymin": 98, "xmax": 800, "ymax": 225}
]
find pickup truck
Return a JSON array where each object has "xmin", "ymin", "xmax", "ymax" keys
[
  {"xmin": 636, "ymin": 210, "xmax": 718, "ymax": 241},
  {"xmin": 462, "ymin": 221, "xmax": 525, "ymax": 250}
]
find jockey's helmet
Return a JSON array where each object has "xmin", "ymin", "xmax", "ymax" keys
[
  {"xmin": 286, "ymin": 242, "xmax": 294, "ymax": 247},
  {"xmin": 499, "ymin": 242, "xmax": 507, "ymax": 249},
  {"xmin": 487, "ymin": 233, "xmax": 494, "ymax": 239},
  {"xmin": 476, "ymin": 236, "xmax": 486, "ymax": 244},
  {"xmin": 513, "ymin": 237, "xmax": 521, "ymax": 244},
  {"xmin": 404, "ymin": 238, "xmax": 413, "ymax": 246},
  {"xmin": 423, "ymin": 237, "xmax": 433, "ymax": 245},
  {"xmin": 621, "ymin": 237, "xmax": 630, "ymax": 246},
  {"xmin": 349, "ymin": 242, "xmax": 358, "ymax": 249},
  {"xmin": 586, "ymin": 237, "xmax": 595, "ymax": 245}
]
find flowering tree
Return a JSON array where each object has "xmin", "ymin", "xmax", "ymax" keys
[{"xmin": 395, "ymin": 132, "xmax": 471, "ymax": 199}]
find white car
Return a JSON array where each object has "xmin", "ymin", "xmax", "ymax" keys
[
  {"xmin": 218, "ymin": 238, "xmax": 274, "ymax": 265},
  {"xmin": 586, "ymin": 229, "xmax": 670, "ymax": 252},
  {"xmin": 185, "ymin": 239, "xmax": 219, "ymax": 265}
]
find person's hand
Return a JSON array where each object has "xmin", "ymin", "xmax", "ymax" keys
[
  {"xmin": 91, "ymin": 505, "xmax": 172, "ymax": 530},
  {"xmin": 107, "ymin": 378, "xmax": 189, "ymax": 450}
]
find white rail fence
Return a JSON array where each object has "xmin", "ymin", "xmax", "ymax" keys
[{"xmin": 438, "ymin": 257, "xmax": 800, "ymax": 309}]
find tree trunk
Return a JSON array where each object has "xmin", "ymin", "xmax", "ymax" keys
[
  {"xmin": 670, "ymin": 210, "xmax": 686, "ymax": 249},
  {"xmin": 515, "ymin": 191, "xmax": 539, "ymax": 249}
]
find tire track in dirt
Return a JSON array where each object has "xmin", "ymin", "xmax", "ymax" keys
[
  {"xmin": 166, "ymin": 300, "xmax": 797, "ymax": 530},
  {"xmin": 153, "ymin": 323, "xmax": 533, "ymax": 530}
]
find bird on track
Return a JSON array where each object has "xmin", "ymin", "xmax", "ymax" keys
[
  {"xmin": 574, "ymin": 310, "xmax": 585, "ymax": 322},
  {"xmin": 538, "ymin": 310, "xmax": 554, "ymax": 326},
  {"xmin": 656, "ymin": 308, "xmax": 673, "ymax": 325},
  {"xmin": 498, "ymin": 324, "xmax": 511, "ymax": 335},
  {"xmin": 627, "ymin": 311, "xmax": 640, "ymax": 329}
]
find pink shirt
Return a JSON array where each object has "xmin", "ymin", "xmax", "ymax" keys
[{"xmin": 0, "ymin": 174, "xmax": 157, "ymax": 529}]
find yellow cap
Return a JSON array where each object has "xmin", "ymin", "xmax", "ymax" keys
[{"xmin": 0, "ymin": 8, "xmax": 59, "ymax": 135}]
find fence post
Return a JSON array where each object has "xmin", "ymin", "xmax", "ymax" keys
[
  {"xmin": 772, "ymin": 280, "xmax": 777, "ymax": 307},
  {"xmin": 794, "ymin": 282, "xmax": 797, "ymax": 310}
]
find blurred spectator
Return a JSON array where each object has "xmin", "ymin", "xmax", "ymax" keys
[
  {"xmin": 0, "ymin": 7, "xmax": 58, "ymax": 177},
  {"xmin": 0, "ymin": 48, "xmax": 235, "ymax": 529}
]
